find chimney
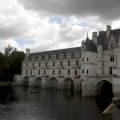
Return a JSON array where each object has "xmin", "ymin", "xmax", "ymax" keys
[
  {"xmin": 106, "ymin": 25, "xmax": 111, "ymax": 38},
  {"xmin": 92, "ymin": 32, "xmax": 97, "ymax": 45}
]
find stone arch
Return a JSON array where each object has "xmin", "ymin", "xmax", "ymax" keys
[
  {"xmin": 96, "ymin": 80, "xmax": 113, "ymax": 97},
  {"xmin": 63, "ymin": 78, "xmax": 74, "ymax": 90},
  {"xmin": 34, "ymin": 77, "xmax": 42, "ymax": 86},
  {"xmin": 48, "ymin": 77, "xmax": 58, "ymax": 88},
  {"xmin": 23, "ymin": 76, "xmax": 29, "ymax": 86}
]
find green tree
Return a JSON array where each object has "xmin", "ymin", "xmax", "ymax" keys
[
  {"xmin": 4, "ymin": 45, "xmax": 14, "ymax": 56},
  {"xmin": 0, "ymin": 45, "xmax": 25, "ymax": 81}
]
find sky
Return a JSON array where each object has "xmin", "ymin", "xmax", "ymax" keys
[{"xmin": 0, "ymin": 0, "xmax": 120, "ymax": 53}]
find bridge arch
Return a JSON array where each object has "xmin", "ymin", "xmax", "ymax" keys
[
  {"xmin": 48, "ymin": 77, "xmax": 58, "ymax": 88},
  {"xmin": 96, "ymin": 80, "xmax": 113, "ymax": 97},
  {"xmin": 23, "ymin": 76, "xmax": 29, "ymax": 86},
  {"xmin": 63, "ymin": 78, "xmax": 74, "ymax": 90},
  {"xmin": 34, "ymin": 77, "xmax": 42, "ymax": 86}
]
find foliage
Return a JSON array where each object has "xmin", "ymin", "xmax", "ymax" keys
[{"xmin": 0, "ymin": 45, "xmax": 25, "ymax": 81}]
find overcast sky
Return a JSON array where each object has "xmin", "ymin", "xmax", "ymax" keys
[{"xmin": 0, "ymin": 0, "xmax": 120, "ymax": 53}]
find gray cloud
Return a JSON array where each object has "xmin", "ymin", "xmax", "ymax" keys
[
  {"xmin": 0, "ymin": 17, "xmax": 29, "ymax": 39},
  {"xmin": 19, "ymin": 0, "xmax": 120, "ymax": 21}
]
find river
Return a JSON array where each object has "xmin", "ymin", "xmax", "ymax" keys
[{"xmin": 0, "ymin": 86, "xmax": 119, "ymax": 120}]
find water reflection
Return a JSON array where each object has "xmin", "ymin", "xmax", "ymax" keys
[
  {"xmin": 0, "ymin": 87, "xmax": 119, "ymax": 120},
  {"xmin": 0, "ymin": 86, "xmax": 13, "ymax": 103}
]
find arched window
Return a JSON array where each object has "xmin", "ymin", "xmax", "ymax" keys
[{"xmin": 32, "ymin": 57, "xmax": 35, "ymax": 61}]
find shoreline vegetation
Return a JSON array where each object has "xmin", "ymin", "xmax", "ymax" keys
[{"xmin": 0, "ymin": 45, "xmax": 25, "ymax": 82}]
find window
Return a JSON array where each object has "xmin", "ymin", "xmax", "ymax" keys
[
  {"xmin": 39, "ymin": 70, "xmax": 40, "ymax": 75},
  {"xmin": 76, "ymin": 60, "xmax": 78, "ymax": 65},
  {"xmin": 75, "ymin": 70, "xmax": 77, "ymax": 75},
  {"xmin": 26, "ymin": 70, "xmax": 27, "ymax": 75},
  {"xmin": 68, "ymin": 61, "xmax": 70, "ymax": 66},
  {"xmin": 39, "ymin": 63, "xmax": 40, "ymax": 67},
  {"xmin": 87, "ymin": 57, "xmax": 89, "ymax": 61},
  {"xmin": 53, "ymin": 70, "xmax": 55, "ymax": 75},
  {"xmin": 33, "ymin": 63, "xmax": 34, "ymax": 67},
  {"xmin": 60, "ymin": 53, "xmax": 64, "ymax": 58},
  {"xmin": 82, "ymin": 57, "xmax": 84, "ymax": 61},
  {"xmin": 110, "ymin": 43, "xmax": 114, "ymax": 49},
  {"xmin": 26, "ymin": 63, "xmax": 28, "ymax": 67},
  {"xmin": 82, "ymin": 70, "xmax": 84, "ymax": 74},
  {"xmin": 53, "ymin": 62, "xmax": 55, "ymax": 66},
  {"xmin": 60, "ymin": 61, "xmax": 63, "ymax": 66},
  {"xmin": 68, "ymin": 69, "xmax": 70, "ymax": 75},
  {"xmin": 110, "ymin": 55, "xmax": 114, "ymax": 61},
  {"xmin": 46, "ymin": 62, "xmax": 47, "ymax": 67},
  {"xmin": 45, "ymin": 55, "xmax": 48, "ymax": 60},
  {"xmin": 32, "ymin": 57, "xmax": 35, "ymax": 61},
  {"xmin": 52, "ymin": 55, "xmax": 56, "ymax": 59},
  {"xmin": 87, "ymin": 70, "xmax": 89, "ymax": 74},
  {"xmin": 44, "ymin": 70, "xmax": 46, "ymax": 75},
  {"xmin": 75, "ymin": 52, "xmax": 79, "ymax": 57},
  {"xmin": 109, "ymin": 67, "xmax": 112, "ymax": 75},
  {"xmin": 67, "ymin": 53, "xmax": 71, "ymax": 58},
  {"xmin": 59, "ymin": 70, "xmax": 61, "ymax": 75},
  {"xmin": 38, "ymin": 56, "xmax": 42, "ymax": 60}
]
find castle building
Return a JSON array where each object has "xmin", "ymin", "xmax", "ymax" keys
[{"xmin": 14, "ymin": 25, "xmax": 120, "ymax": 96}]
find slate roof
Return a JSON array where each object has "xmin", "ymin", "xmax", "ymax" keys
[
  {"xmin": 97, "ymin": 29, "xmax": 120, "ymax": 50},
  {"xmin": 111, "ymin": 29, "xmax": 120, "ymax": 46},
  {"xmin": 28, "ymin": 47, "xmax": 81, "ymax": 60},
  {"xmin": 84, "ymin": 37, "xmax": 97, "ymax": 52},
  {"xmin": 97, "ymin": 31, "xmax": 109, "ymax": 50}
]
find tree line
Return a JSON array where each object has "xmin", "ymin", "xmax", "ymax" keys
[{"xmin": 0, "ymin": 45, "xmax": 25, "ymax": 81}]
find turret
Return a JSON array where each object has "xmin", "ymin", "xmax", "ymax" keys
[
  {"xmin": 26, "ymin": 48, "xmax": 31, "ymax": 57},
  {"xmin": 92, "ymin": 32, "xmax": 97, "ymax": 45},
  {"xmin": 106, "ymin": 25, "xmax": 111, "ymax": 38},
  {"xmin": 81, "ymin": 40, "xmax": 85, "ymax": 50}
]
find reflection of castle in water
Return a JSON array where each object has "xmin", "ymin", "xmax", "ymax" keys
[{"xmin": 14, "ymin": 25, "xmax": 120, "ymax": 96}]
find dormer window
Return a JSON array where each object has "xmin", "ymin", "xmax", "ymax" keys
[
  {"xmin": 38, "ymin": 56, "xmax": 42, "ymax": 60},
  {"xmin": 110, "ymin": 43, "xmax": 114, "ymax": 49},
  {"xmin": 45, "ymin": 55, "xmax": 48, "ymax": 60},
  {"xmin": 67, "ymin": 53, "xmax": 71, "ymax": 58},
  {"xmin": 60, "ymin": 53, "xmax": 64, "ymax": 58},
  {"xmin": 52, "ymin": 55, "xmax": 56, "ymax": 59},
  {"xmin": 75, "ymin": 52, "xmax": 79, "ymax": 57},
  {"xmin": 32, "ymin": 57, "xmax": 35, "ymax": 61}
]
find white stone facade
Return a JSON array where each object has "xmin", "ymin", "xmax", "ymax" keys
[{"xmin": 14, "ymin": 25, "xmax": 120, "ymax": 96}]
